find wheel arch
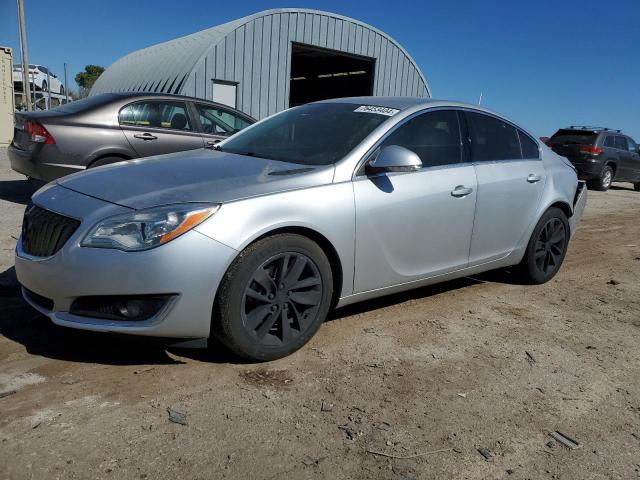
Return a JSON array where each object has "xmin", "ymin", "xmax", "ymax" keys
[
  {"xmin": 87, "ymin": 151, "xmax": 133, "ymax": 168},
  {"xmin": 603, "ymin": 160, "xmax": 617, "ymax": 176},
  {"xmin": 548, "ymin": 200, "xmax": 572, "ymax": 220}
]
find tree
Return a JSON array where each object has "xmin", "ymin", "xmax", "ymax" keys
[{"xmin": 75, "ymin": 65, "xmax": 105, "ymax": 98}]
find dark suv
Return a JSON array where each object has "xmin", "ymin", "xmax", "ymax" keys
[{"xmin": 547, "ymin": 127, "xmax": 640, "ymax": 191}]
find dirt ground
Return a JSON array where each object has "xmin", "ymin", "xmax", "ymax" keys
[{"xmin": 0, "ymin": 146, "xmax": 639, "ymax": 480}]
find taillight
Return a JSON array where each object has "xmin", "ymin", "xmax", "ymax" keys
[
  {"xmin": 24, "ymin": 120, "xmax": 55, "ymax": 144},
  {"xmin": 579, "ymin": 145, "xmax": 602, "ymax": 155}
]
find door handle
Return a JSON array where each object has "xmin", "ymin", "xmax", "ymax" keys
[
  {"xmin": 451, "ymin": 185, "xmax": 473, "ymax": 197},
  {"xmin": 133, "ymin": 133, "xmax": 158, "ymax": 140},
  {"xmin": 527, "ymin": 174, "xmax": 542, "ymax": 183}
]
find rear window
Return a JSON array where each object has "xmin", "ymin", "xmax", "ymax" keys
[
  {"xmin": 48, "ymin": 93, "xmax": 120, "ymax": 114},
  {"xmin": 549, "ymin": 129, "xmax": 598, "ymax": 145}
]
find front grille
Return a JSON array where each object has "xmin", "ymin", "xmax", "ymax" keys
[
  {"xmin": 23, "ymin": 287, "xmax": 54, "ymax": 311},
  {"xmin": 21, "ymin": 204, "xmax": 80, "ymax": 257}
]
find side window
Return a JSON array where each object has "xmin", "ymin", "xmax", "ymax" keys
[
  {"xmin": 195, "ymin": 104, "xmax": 251, "ymax": 136},
  {"xmin": 518, "ymin": 130, "xmax": 539, "ymax": 159},
  {"xmin": 614, "ymin": 136, "xmax": 627, "ymax": 150},
  {"xmin": 604, "ymin": 136, "xmax": 615, "ymax": 148},
  {"xmin": 466, "ymin": 111, "xmax": 521, "ymax": 161},
  {"xmin": 379, "ymin": 110, "xmax": 462, "ymax": 168},
  {"xmin": 627, "ymin": 137, "xmax": 638, "ymax": 153},
  {"xmin": 118, "ymin": 101, "xmax": 192, "ymax": 131}
]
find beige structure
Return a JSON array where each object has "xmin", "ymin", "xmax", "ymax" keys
[{"xmin": 0, "ymin": 47, "xmax": 15, "ymax": 145}]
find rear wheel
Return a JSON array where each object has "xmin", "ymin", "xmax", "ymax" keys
[
  {"xmin": 588, "ymin": 165, "xmax": 613, "ymax": 191},
  {"xmin": 212, "ymin": 234, "xmax": 333, "ymax": 361},
  {"xmin": 89, "ymin": 156, "xmax": 128, "ymax": 168},
  {"xmin": 516, "ymin": 207, "xmax": 570, "ymax": 284}
]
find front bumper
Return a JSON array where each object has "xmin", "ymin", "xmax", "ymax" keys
[{"xmin": 15, "ymin": 186, "xmax": 238, "ymax": 339}]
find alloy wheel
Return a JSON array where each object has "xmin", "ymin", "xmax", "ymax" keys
[
  {"xmin": 602, "ymin": 170, "xmax": 612, "ymax": 189},
  {"xmin": 241, "ymin": 252, "xmax": 323, "ymax": 346},
  {"xmin": 534, "ymin": 218, "xmax": 566, "ymax": 275}
]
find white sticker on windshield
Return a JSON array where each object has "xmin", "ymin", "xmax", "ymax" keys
[{"xmin": 354, "ymin": 105, "xmax": 400, "ymax": 116}]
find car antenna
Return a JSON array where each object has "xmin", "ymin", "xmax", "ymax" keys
[{"xmin": 478, "ymin": 91, "xmax": 483, "ymax": 106}]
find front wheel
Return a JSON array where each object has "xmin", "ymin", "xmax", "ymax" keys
[
  {"xmin": 212, "ymin": 234, "xmax": 334, "ymax": 361},
  {"xmin": 516, "ymin": 207, "xmax": 570, "ymax": 284}
]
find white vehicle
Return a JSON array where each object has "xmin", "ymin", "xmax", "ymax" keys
[{"xmin": 12, "ymin": 64, "xmax": 64, "ymax": 94}]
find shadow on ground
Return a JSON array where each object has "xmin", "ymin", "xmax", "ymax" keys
[
  {"xmin": 610, "ymin": 184, "xmax": 638, "ymax": 192},
  {"xmin": 0, "ymin": 264, "xmax": 520, "ymax": 366},
  {"xmin": 0, "ymin": 179, "xmax": 44, "ymax": 205}
]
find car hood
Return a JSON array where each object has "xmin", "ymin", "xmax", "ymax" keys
[{"xmin": 57, "ymin": 149, "xmax": 335, "ymax": 210}]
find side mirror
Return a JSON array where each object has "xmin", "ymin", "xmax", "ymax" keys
[{"xmin": 366, "ymin": 145, "xmax": 422, "ymax": 174}]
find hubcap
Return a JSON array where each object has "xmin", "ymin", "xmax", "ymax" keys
[
  {"xmin": 534, "ymin": 218, "xmax": 566, "ymax": 275},
  {"xmin": 242, "ymin": 252, "xmax": 323, "ymax": 346}
]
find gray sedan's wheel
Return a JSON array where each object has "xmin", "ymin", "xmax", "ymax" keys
[
  {"xmin": 212, "ymin": 234, "xmax": 333, "ymax": 361},
  {"xmin": 517, "ymin": 207, "xmax": 569, "ymax": 284},
  {"xmin": 89, "ymin": 156, "xmax": 128, "ymax": 168},
  {"xmin": 589, "ymin": 165, "xmax": 613, "ymax": 191}
]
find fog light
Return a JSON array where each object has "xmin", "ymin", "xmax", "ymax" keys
[
  {"xmin": 116, "ymin": 299, "xmax": 144, "ymax": 319},
  {"xmin": 70, "ymin": 295, "xmax": 174, "ymax": 321}
]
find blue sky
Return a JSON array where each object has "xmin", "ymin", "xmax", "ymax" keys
[{"xmin": 1, "ymin": 0, "xmax": 638, "ymax": 139}]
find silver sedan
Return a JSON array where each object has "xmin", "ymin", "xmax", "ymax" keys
[{"xmin": 15, "ymin": 98, "xmax": 586, "ymax": 360}]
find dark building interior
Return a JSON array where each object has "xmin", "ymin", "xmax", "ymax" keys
[{"xmin": 289, "ymin": 43, "xmax": 375, "ymax": 107}]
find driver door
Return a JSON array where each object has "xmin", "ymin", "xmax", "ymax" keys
[{"xmin": 353, "ymin": 109, "xmax": 477, "ymax": 293}]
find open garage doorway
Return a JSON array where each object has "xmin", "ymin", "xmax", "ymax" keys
[{"xmin": 289, "ymin": 43, "xmax": 375, "ymax": 107}]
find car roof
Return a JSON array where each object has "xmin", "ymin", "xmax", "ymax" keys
[{"xmin": 315, "ymin": 96, "xmax": 526, "ymax": 127}]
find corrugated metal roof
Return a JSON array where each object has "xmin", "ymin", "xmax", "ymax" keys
[{"xmin": 91, "ymin": 8, "xmax": 431, "ymax": 118}]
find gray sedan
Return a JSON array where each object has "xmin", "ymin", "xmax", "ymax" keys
[
  {"xmin": 15, "ymin": 97, "xmax": 586, "ymax": 361},
  {"xmin": 8, "ymin": 92, "xmax": 254, "ymax": 181}
]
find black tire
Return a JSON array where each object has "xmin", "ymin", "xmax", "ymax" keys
[
  {"xmin": 89, "ymin": 156, "xmax": 128, "ymax": 168},
  {"xmin": 41, "ymin": 80, "xmax": 47, "ymax": 92},
  {"xmin": 212, "ymin": 234, "xmax": 333, "ymax": 361},
  {"xmin": 634, "ymin": 183, "xmax": 640, "ymax": 192},
  {"xmin": 516, "ymin": 207, "xmax": 570, "ymax": 285},
  {"xmin": 60, "ymin": 85, "xmax": 64, "ymax": 95},
  {"xmin": 587, "ymin": 165, "xmax": 613, "ymax": 191}
]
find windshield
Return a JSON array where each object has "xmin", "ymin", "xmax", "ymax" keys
[
  {"xmin": 549, "ymin": 129, "xmax": 598, "ymax": 145},
  {"xmin": 219, "ymin": 103, "xmax": 393, "ymax": 165}
]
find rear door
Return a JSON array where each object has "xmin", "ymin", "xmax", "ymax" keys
[
  {"xmin": 118, "ymin": 100, "xmax": 204, "ymax": 158},
  {"xmin": 624, "ymin": 137, "xmax": 640, "ymax": 182},
  {"xmin": 464, "ymin": 111, "xmax": 546, "ymax": 265},
  {"xmin": 353, "ymin": 109, "xmax": 477, "ymax": 292},
  {"xmin": 614, "ymin": 135, "xmax": 632, "ymax": 181},
  {"xmin": 193, "ymin": 103, "xmax": 252, "ymax": 149}
]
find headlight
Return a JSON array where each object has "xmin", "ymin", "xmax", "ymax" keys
[{"xmin": 81, "ymin": 204, "xmax": 219, "ymax": 251}]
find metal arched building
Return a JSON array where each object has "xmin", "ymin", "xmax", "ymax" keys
[{"xmin": 91, "ymin": 8, "xmax": 430, "ymax": 119}]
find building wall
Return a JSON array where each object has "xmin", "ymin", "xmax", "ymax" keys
[
  {"xmin": 182, "ymin": 11, "xmax": 429, "ymax": 119},
  {"xmin": 0, "ymin": 47, "xmax": 15, "ymax": 145}
]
